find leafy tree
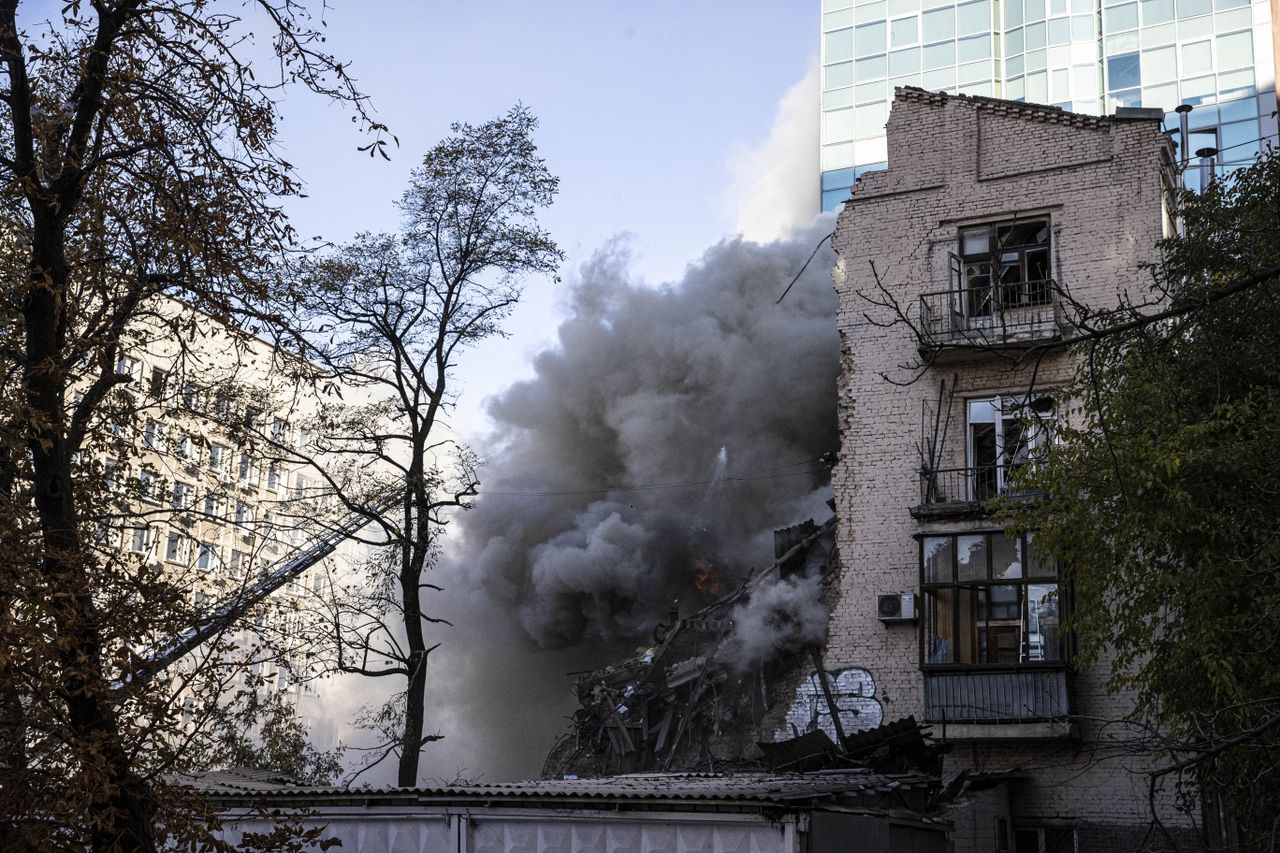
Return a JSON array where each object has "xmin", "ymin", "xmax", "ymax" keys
[
  {"xmin": 0, "ymin": 2, "xmax": 378, "ymax": 849},
  {"xmin": 1011, "ymin": 148, "xmax": 1280, "ymax": 848},
  {"xmin": 279, "ymin": 106, "xmax": 562, "ymax": 786}
]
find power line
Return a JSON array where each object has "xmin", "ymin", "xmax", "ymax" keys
[{"xmin": 478, "ymin": 458, "xmax": 830, "ymax": 498}]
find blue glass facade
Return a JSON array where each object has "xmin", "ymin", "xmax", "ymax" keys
[{"xmin": 820, "ymin": 0, "xmax": 1280, "ymax": 211}]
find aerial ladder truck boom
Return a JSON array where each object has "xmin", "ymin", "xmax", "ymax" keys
[{"xmin": 117, "ymin": 491, "xmax": 399, "ymax": 691}]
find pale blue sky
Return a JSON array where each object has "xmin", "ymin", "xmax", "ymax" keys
[{"xmin": 272, "ymin": 1, "xmax": 821, "ymax": 436}]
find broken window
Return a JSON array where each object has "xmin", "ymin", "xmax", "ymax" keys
[
  {"xmin": 955, "ymin": 218, "xmax": 1052, "ymax": 317},
  {"xmin": 966, "ymin": 395, "xmax": 1054, "ymax": 501},
  {"xmin": 149, "ymin": 367, "xmax": 168, "ymax": 398},
  {"xmin": 921, "ymin": 531, "xmax": 1063, "ymax": 666}
]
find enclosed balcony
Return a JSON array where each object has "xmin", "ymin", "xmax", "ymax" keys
[{"xmin": 923, "ymin": 669, "xmax": 1072, "ymax": 728}]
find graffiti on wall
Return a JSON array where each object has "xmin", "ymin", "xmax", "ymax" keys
[{"xmin": 775, "ymin": 667, "xmax": 884, "ymax": 742}]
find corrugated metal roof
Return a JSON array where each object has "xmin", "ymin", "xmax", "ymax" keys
[{"xmin": 186, "ymin": 768, "xmax": 934, "ymax": 806}]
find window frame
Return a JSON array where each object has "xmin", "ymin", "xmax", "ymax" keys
[
  {"xmin": 955, "ymin": 217, "xmax": 1054, "ymax": 317},
  {"xmin": 965, "ymin": 393, "xmax": 1056, "ymax": 500},
  {"xmin": 918, "ymin": 529, "xmax": 1068, "ymax": 671}
]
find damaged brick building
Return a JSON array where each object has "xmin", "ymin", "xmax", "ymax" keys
[{"xmin": 827, "ymin": 88, "xmax": 1192, "ymax": 851}]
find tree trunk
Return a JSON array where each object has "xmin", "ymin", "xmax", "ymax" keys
[{"xmin": 23, "ymin": 221, "xmax": 157, "ymax": 851}]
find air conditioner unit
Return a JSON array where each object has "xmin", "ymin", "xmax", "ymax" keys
[{"xmin": 877, "ymin": 592, "xmax": 917, "ymax": 623}]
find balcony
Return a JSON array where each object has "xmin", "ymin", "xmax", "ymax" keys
[
  {"xmin": 912, "ymin": 464, "xmax": 1042, "ymax": 519},
  {"xmin": 923, "ymin": 669, "xmax": 1072, "ymax": 735},
  {"xmin": 918, "ymin": 281, "xmax": 1065, "ymax": 355}
]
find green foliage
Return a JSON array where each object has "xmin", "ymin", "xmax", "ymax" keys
[{"xmin": 1012, "ymin": 148, "xmax": 1280, "ymax": 846}]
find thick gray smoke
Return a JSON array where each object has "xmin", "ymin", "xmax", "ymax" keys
[
  {"xmin": 391, "ymin": 220, "xmax": 841, "ymax": 782},
  {"xmin": 458, "ymin": 219, "xmax": 839, "ymax": 650}
]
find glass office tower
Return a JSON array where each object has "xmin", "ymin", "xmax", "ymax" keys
[{"xmin": 819, "ymin": 0, "xmax": 1280, "ymax": 210}]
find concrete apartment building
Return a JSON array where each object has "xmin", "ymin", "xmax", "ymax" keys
[
  {"xmin": 99, "ymin": 298, "xmax": 342, "ymax": 712},
  {"xmin": 826, "ymin": 88, "xmax": 1189, "ymax": 850},
  {"xmin": 819, "ymin": 0, "xmax": 1279, "ymax": 211}
]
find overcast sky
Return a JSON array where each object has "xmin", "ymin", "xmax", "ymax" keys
[{"xmin": 271, "ymin": 1, "xmax": 822, "ymax": 440}]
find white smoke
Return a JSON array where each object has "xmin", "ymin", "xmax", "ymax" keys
[
  {"xmin": 719, "ymin": 571, "xmax": 830, "ymax": 673},
  {"xmin": 724, "ymin": 63, "xmax": 821, "ymax": 243}
]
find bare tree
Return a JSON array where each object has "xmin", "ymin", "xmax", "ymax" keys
[
  {"xmin": 0, "ymin": 2, "xmax": 379, "ymax": 849},
  {"xmin": 277, "ymin": 105, "xmax": 563, "ymax": 786}
]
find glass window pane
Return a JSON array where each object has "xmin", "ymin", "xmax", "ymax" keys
[
  {"xmin": 1105, "ymin": 30, "xmax": 1139, "ymax": 53},
  {"xmin": 891, "ymin": 15, "xmax": 918, "ymax": 46},
  {"xmin": 1006, "ymin": 27, "xmax": 1025, "ymax": 55},
  {"xmin": 1027, "ymin": 584, "xmax": 1062, "ymax": 661},
  {"xmin": 1140, "ymin": 45, "xmax": 1176, "ymax": 84},
  {"xmin": 992, "ymin": 534, "xmax": 1023, "ymax": 579},
  {"xmin": 1107, "ymin": 51, "xmax": 1141, "ymax": 90},
  {"xmin": 1026, "ymin": 531, "xmax": 1056, "ymax": 576},
  {"xmin": 1179, "ymin": 14, "xmax": 1212, "ymax": 39},
  {"xmin": 824, "ymin": 108, "xmax": 856, "ymax": 143},
  {"xmin": 825, "ymin": 9, "xmax": 856, "ymax": 29},
  {"xmin": 1175, "ymin": 0, "xmax": 1210, "ymax": 14},
  {"xmin": 856, "ymin": 21, "xmax": 887, "ymax": 57},
  {"xmin": 826, "ymin": 28, "xmax": 855, "ymax": 63},
  {"xmin": 1026, "ymin": 0, "xmax": 1046, "ymax": 20},
  {"xmin": 889, "ymin": 46, "xmax": 922, "ymax": 75},
  {"xmin": 1214, "ymin": 8, "xmax": 1251, "ymax": 32},
  {"xmin": 924, "ymin": 536, "xmax": 955, "ymax": 582},
  {"xmin": 922, "ymin": 7, "xmax": 956, "ymax": 41},
  {"xmin": 1026, "ymin": 70, "xmax": 1048, "ymax": 103},
  {"xmin": 1103, "ymin": 2, "xmax": 1138, "ymax": 30},
  {"xmin": 1048, "ymin": 17, "xmax": 1069, "ymax": 46},
  {"xmin": 957, "ymin": 534, "xmax": 989, "ymax": 581},
  {"xmin": 1141, "ymin": 21, "xmax": 1176, "ymax": 46},
  {"xmin": 957, "ymin": 0, "xmax": 990, "ymax": 34},
  {"xmin": 856, "ymin": 54, "xmax": 888, "ymax": 79},
  {"xmin": 856, "ymin": 79, "xmax": 888, "ymax": 102},
  {"xmin": 1215, "ymin": 31, "xmax": 1253, "ymax": 71},
  {"xmin": 1071, "ymin": 15, "xmax": 1093, "ymax": 40},
  {"xmin": 958, "ymin": 59, "xmax": 992, "ymax": 84},
  {"xmin": 1005, "ymin": 0, "xmax": 1024, "ymax": 27},
  {"xmin": 826, "ymin": 61, "xmax": 856, "ymax": 89},
  {"xmin": 1140, "ymin": 0, "xmax": 1174, "ymax": 25},
  {"xmin": 982, "ymin": 586, "xmax": 1023, "ymax": 663},
  {"xmin": 957, "ymin": 33, "xmax": 992, "ymax": 62},
  {"xmin": 1025, "ymin": 20, "xmax": 1047, "ymax": 50},
  {"xmin": 855, "ymin": 101, "xmax": 889, "ymax": 137},
  {"xmin": 824, "ymin": 88, "xmax": 856, "ymax": 109},
  {"xmin": 923, "ymin": 40, "xmax": 957, "ymax": 70},
  {"xmin": 890, "ymin": 0, "xmax": 921, "ymax": 13},
  {"xmin": 957, "ymin": 586, "xmax": 980, "ymax": 663},
  {"xmin": 925, "ymin": 588, "xmax": 956, "ymax": 663}
]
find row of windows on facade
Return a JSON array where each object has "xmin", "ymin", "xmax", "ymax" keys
[
  {"xmin": 108, "ymin": 456, "xmax": 322, "ymax": 512},
  {"xmin": 119, "ymin": 522, "xmax": 321, "ymax": 583},
  {"xmin": 114, "ymin": 355, "xmax": 308, "ymax": 447}
]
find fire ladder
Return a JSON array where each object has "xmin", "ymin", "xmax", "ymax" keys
[{"xmin": 117, "ymin": 492, "xmax": 399, "ymax": 691}]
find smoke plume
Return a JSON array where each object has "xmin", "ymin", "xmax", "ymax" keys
[
  {"xmin": 454, "ymin": 220, "xmax": 838, "ymax": 653},
  {"xmin": 327, "ymin": 219, "xmax": 841, "ymax": 784}
]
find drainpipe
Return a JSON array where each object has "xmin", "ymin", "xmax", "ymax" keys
[
  {"xmin": 1175, "ymin": 104, "xmax": 1192, "ymax": 193},
  {"xmin": 1196, "ymin": 146, "xmax": 1219, "ymax": 192}
]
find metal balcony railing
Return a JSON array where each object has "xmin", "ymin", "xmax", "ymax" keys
[
  {"xmin": 918, "ymin": 464, "xmax": 1044, "ymax": 507},
  {"xmin": 919, "ymin": 281, "xmax": 1064, "ymax": 349},
  {"xmin": 924, "ymin": 669, "xmax": 1071, "ymax": 724}
]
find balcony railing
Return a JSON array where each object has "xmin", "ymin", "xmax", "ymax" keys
[
  {"xmin": 919, "ymin": 281, "xmax": 1064, "ymax": 350},
  {"xmin": 917, "ymin": 464, "xmax": 1042, "ymax": 510},
  {"xmin": 923, "ymin": 669, "xmax": 1071, "ymax": 724}
]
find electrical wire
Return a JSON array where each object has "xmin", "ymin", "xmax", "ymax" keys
[{"xmin": 478, "ymin": 457, "xmax": 831, "ymax": 498}]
